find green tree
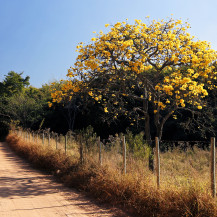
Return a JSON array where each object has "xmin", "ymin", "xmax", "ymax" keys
[
  {"xmin": 0, "ymin": 71, "xmax": 30, "ymax": 97},
  {"xmin": 0, "ymin": 71, "xmax": 28, "ymax": 126},
  {"xmin": 0, "ymin": 71, "xmax": 50, "ymax": 130},
  {"xmin": 5, "ymin": 94, "xmax": 41, "ymax": 128}
]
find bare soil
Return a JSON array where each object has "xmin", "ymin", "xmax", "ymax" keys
[{"xmin": 0, "ymin": 142, "xmax": 130, "ymax": 217}]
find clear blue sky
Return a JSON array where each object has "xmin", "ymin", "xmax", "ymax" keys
[{"xmin": 1, "ymin": 0, "xmax": 217, "ymax": 88}]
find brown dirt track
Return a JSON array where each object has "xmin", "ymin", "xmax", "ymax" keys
[{"xmin": 0, "ymin": 142, "xmax": 129, "ymax": 217}]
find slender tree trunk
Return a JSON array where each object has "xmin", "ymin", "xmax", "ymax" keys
[
  {"xmin": 64, "ymin": 99, "xmax": 77, "ymax": 131},
  {"xmin": 155, "ymin": 109, "xmax": 174, "ymax": 141},
  {"xmin": 144, "ymin": 113, "xmax": 154, "ymax": 171},
  {"xmin": 143, "ymin": 98, "xmax": 154, "ymax": 171},
  {"xmin": 70, "ymin": 107, "xmax": 76, "ymax": 131},
  {"xmin": 144, "ymin": 114, "xmax": 151, "ymax": 141},
  {"xmin": 156, "ymin": 124, "xmax": 163, "ymax": 141}
]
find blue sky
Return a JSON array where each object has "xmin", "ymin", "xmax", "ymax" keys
[{"xmin": 0, "ymin": 0, "xmax": 217, "ymax": 87}]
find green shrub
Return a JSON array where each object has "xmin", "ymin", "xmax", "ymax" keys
[{"xmin": 125, "ymin": 129, "xmax": 151, "ymax": 159}]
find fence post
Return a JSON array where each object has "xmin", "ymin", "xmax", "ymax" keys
[
  {"xmin": 42, "ymin": 131, "xmax": 44, "ymax": 145},
  {"xmin": 79, "ymin": 135, "xmax": 84, "ymax": 164},
  {"xmin": 56, "ymin": 134, "xmax": 58, "ymax": 150},
  {"xmin": 98, "ymin": 137, "xmax": 102, "ymax": 166},
  {"xmin": 122, "ymin": 135, "xmax": 126, "ymax": 174},
  {"xmin": 65, "ymin": 135, "xmax": 67, "ymax": 154},
  {"xmin": 211, "ymin": 137, "xmax": 216, "ymax": 197},
  {"xmin": 48, "ymin": 133, "xmax": 50, "ymax": 146},
  {"xmin": 155, "ymin": 137, "xmax": 160, "ymax": 188}
]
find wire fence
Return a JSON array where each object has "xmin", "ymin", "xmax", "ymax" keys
[{"xmin": 11, "ymin": 128, "xmax": 216, "ymax": 197}]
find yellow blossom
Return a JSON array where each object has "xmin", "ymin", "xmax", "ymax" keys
[{"xmin": 88, "ymin": 91, "xmax": 93, "ymax": 96}]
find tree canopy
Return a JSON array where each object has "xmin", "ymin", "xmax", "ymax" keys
[
  {"xmin": 0, "ymin": 71, "xmax": 30, "ymax": 97},
  {"xmin": 51, "ymin": 18, "xmax": 216, "ymax": 141}
]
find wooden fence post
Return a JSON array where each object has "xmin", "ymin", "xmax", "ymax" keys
[
  {"xmin": 98, "ymin": 137, "xmax": 102, "ymax": 166},
  {"xmin": 80, "ymin": 135, "xmax": 84, "ymax": 164},
  {"xmin": 122, "ymin": 135, "xmax": 126, "ymax": 174},
  {"xmin": 65, "ymin": 135, "xmax": 67, "ymax": 154},
  {"xmin": 56, "ymin": 134, "xmax": 58, "ymax": 150},
  {"xmin": 48, "ymin": 133, "xmax": 50, "ymax": 146},
  {"xmin": 155, "ymin": 137, "xmax": 160, "ymax": 188},
  {"xmin": 42, "ymin": 131, "xmax": 44, "ymax": 145},
  {"xmin": 211, "ymin": 137, "xmax": 216, "ymax": 197}
]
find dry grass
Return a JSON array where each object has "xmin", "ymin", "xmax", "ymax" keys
[{"xmin": 6, "ymin": 133, "xmax": 217, "ymax": 217}]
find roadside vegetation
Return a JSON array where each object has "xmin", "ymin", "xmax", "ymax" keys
[{"xmin": 6, "ymin": 131, "xmax": 217, "ymax": 217}]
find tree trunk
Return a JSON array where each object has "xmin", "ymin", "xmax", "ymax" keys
[
  {"xmin": 156, "ymin": 124, "xmax": 163, "ymax": 141},
  {"xmin": 143, "ymin": 96, "xmax": 154, "ymax": 171},
  {"xmin": 144, "ymin": 113, "xmax": 154, "ymax": 171},
  {"xmin": 144, "ymin": 113, "xmax": 151, "ymax": 142},
  {"xmin": 64, "ymin": 99, "xmax": 77, "ymax": 131}
]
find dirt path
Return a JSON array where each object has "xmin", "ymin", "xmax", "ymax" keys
[{"xmin": 0, "ymin": 142, "xmax": 129, "ymax": 217}]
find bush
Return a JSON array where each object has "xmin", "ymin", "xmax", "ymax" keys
[{"xmin": 125, "ymin": 129, "xmax": 151, "ymax": 159}]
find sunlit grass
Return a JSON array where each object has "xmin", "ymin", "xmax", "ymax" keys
[{"xmin": 6, "ymin": 132, "xmax": 217, "ymax": 217}]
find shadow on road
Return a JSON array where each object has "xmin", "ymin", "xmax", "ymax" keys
[
  {"xmin": 0, "ymin": 142, "xmax": 64, "ymax": 198},
  {"xmin": 0, "ymin": 142, "xmax": 130, "ymax": 217}
]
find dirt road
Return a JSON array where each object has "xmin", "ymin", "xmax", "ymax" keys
[{"xmin": 0, "ymin": 142, "xmax": 128, "ymax": 217}]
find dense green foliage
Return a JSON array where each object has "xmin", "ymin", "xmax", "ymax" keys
[{"xmin": 0, "ymin": 70, "xmax": 217, "ymax": 141}]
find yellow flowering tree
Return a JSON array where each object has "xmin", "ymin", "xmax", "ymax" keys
[{"xmin": 53, "ymin": 17, "xmax": 217, "ymax": 141}]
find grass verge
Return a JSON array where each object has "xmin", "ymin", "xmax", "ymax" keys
[{"xmin": 6, "ymin": 133, "xmax": 217, "ymax": 217}]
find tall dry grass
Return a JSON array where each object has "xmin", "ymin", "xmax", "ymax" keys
[{"xmin": 6, "ymin": 132, "xmax": 217, "ymax": 217}]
